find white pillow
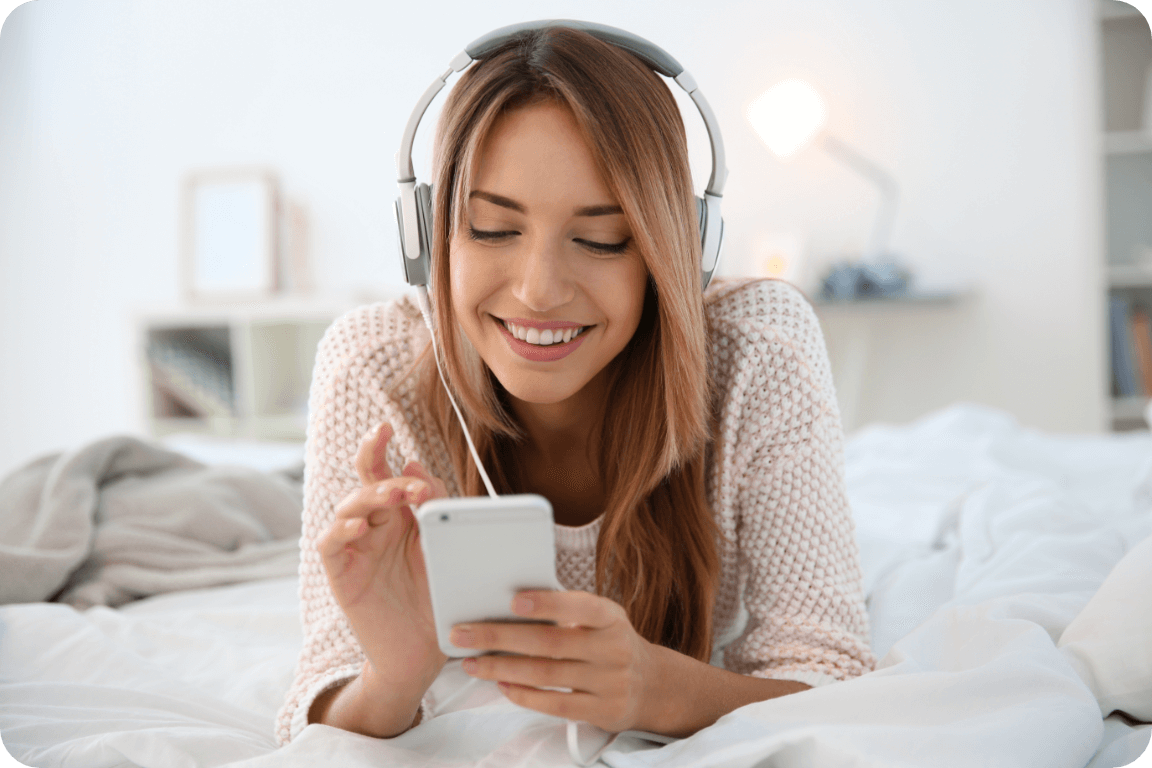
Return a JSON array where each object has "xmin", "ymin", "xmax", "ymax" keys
[{"xmin": 1057, "ymin": 533, "xmax": 1152, "ymax": 722}]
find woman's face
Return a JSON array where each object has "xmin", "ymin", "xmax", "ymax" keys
[{"xmin": 449, "ymin": 101, "xmax": 649, "ymax": 407}]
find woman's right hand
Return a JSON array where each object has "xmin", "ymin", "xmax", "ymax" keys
[{"xmin": 317, "ymin": 422, "xmax": 450, "ymax": 723}]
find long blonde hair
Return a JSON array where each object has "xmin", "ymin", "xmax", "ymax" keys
[{"xmin": 419, "ymin": 26, "xmax": 719, "ymax": 661}]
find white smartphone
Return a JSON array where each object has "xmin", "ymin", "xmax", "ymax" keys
[{"xmin": 416, "ymin": 493, "xmax": 564, "ymax": 658}]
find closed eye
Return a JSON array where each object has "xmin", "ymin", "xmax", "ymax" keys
[
  {"xmin": 468, "ymin": 226, "xmax": 630, "ymax": 255},
  {"xmin": 468, "ymin": 226, "xmax": 518, "ymax": 242},
  {"xmin": 575, "ymin": 237, "xmax": 630, "ymax": 255}
]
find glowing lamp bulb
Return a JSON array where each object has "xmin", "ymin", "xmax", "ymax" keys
[{"xmin": 747, "ymin": 79, "xmax": 828, "ymax": 158}]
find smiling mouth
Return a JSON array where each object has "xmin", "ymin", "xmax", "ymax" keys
[{"xmin": 498, "ymin": 319, "xmax": 591, "ymax": 347}]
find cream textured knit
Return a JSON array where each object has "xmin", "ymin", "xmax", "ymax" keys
[{"xmin": 276, "ymin": 277, "xmax": 876, "ymax": 745}]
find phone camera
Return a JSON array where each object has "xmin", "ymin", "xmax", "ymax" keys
[{"xmin": 439, "ymin": 513, "xmax": 450, "ymax": 522}]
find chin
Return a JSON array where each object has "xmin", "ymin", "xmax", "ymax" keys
[{"xmin": 492, "ymin": 370, "xmax": 587, "ymax": 406}]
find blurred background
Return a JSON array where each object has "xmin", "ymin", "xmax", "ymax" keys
[{"xmin": 0, "ymin": 0, "xmax": 1148, "ymax": 478}]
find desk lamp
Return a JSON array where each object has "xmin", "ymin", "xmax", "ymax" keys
[{"xmin": 747, "ymin": 79, "xmax": 908, "ymax": 299}]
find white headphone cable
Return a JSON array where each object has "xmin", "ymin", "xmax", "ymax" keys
[
  {"xmin": 415, "ymin": 285, "xmax": 498, "ymax": 499},
  {"xmin": 416, "ymin": 285, "xmax": 657, "ymax": 765}
]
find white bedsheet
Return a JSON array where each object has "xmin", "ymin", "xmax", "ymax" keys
[{"xmin": 2, "ymin": 404, "xmax": 1151, "ymax": 767}]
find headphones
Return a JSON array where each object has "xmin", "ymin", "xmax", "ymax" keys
[{"xmin": 393, "ymin": 19, "xmax": 728, "ymax": 294}]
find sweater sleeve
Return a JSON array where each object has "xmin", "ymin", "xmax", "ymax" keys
[
  {"xmin": 714, "ymin": 280, "xmax": 876, "ymax": 687},
  {"xmin": 274, "ymin": 300, "xmax": 433, "ymax": 745}
]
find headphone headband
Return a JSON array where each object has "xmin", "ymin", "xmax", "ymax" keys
[
  {"xmin": 395, "ymin": 20, "xmax": 726, "ymax": 290},
  {"xmin": 396, "ymin": 20, "xmax": 727, "ymax": 194},
  {"xmin": 466, "ymin": 20, "xmax": 684, "ymax": 78}
]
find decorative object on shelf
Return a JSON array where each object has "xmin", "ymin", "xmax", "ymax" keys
[
  {"xmin": 729, "ymin": 231, "xmax": 807, "ymax": 285},
  {"xmin": 279, "ymin": 199, "xmax": 314, "ymax": 294},
  {"xmin": 747, "ymin": 78, "xmax": 914, "ymax": 305},
  {"xmin": 182, "ymin": 168, "xmax": 280, "ymax": 302},
  {"xmin": 819, "ymin": 260, "xmax": 912, "ymax": 301}
]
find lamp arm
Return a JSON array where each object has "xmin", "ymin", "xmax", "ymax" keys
[{"xmin": 820, "ymin": 134, "xmax": 900, "ymax": 262}]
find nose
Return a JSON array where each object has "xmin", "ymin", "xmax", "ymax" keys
[{"xmin": 511, "ymin": 235, "xmax": 575, "ymax": 312}]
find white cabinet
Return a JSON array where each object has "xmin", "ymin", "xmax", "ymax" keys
[{"xmin": 138, "ymin": 301, "xmax": 353, "ymax": 441}]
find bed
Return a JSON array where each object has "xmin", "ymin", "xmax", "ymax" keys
[{"xmin": 1, "ymin": 403, "xmax": 1150, "ymax": 768}]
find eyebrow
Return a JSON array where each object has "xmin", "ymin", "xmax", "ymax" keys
[{"xmin": 469, "ymin": 190, "xmax": 623, "ymax": 217}]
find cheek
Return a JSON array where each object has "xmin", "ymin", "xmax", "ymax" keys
[
  {"xmin": 602, "ymin": 258, "xmax": 649, "ymax": 334},
  {"xmin": 448, "ymin": 246, "xmax": 489, "ymax": 328}
]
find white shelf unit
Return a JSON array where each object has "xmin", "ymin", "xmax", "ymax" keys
[
  {"xmin": 1104, "ymin": 129, "xmax": 1152, "ymax": 154},
  {"xmin": 1109, "ymin": 264, "xmax": 1152, "ymax": 288},
  {"xmin": 138, "ymin": 300, "xmax": 354, "ymax": 441},
  {"xmin": 1100, "ymin": 1, "xmax": 1152, "ymax": 431}
]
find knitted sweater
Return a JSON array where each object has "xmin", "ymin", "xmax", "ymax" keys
[{"xmin": 276, "ymin": 278, "xmax": 876, "ymax": 745}]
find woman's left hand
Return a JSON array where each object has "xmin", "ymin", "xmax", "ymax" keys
[{"xmin": 451, "ymin": 590, "xmax": 662, "ymax": 734}]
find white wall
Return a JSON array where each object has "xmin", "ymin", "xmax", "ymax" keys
[{"xmin": 0, "ymin": 0, "xmax": 1108, "ymax": 477}]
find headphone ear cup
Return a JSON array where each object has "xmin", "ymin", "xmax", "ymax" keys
[
  {"xmin": 416, "ymin": 182, "xmax": 434, "ymax": 255},
  {"xmin": 696, "ymin": 195, "xmax": 711, "ymax": 290},
  {"xmin": 696, "ymin": 195, "xmax": 707, "ymax": 248},
  {"xmin": 398, "ymin": 183, "xmax": 434, "ymax": 287}
]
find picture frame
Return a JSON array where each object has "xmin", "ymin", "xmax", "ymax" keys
[{"xmin": 181, "ymin": 168, "xmax": 280, "ymax": 302}]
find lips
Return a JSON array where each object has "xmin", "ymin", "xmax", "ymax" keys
[{"xmin": 493, "ymin": 316, "xmax": 590, "ymax": 363}]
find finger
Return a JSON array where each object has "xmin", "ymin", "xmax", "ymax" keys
[
  {"xmin": 497, "ymin": 683, "xmax": 600, "ymax": 724},
  {"xmin": 512, "ymin": 589, "xmax": 624, "ymax": 631},
  {"xmin": 401, "ymin": 461, "xmax": 448, "ymax": 500},
  {"xmin": 332, "ymin": 478, "xmax": 429, "ymax": 522},
  {"xmin": 366, "ymin": 478, "xmax": 431, "ymax": 524},
  {"xmin": 318, "ymin": 516, "xmax": 368, "ymax": 560},
  {"xmin": 355, "ymin": 422, "xmax": 394, "ymax": 487},
  {"xmin": 452, "ymin": 621, "xmax": 591, "ymax": 661},
  {"xmin": 463, "ymin": 654, "xmax": 596, "ymax": 694}
]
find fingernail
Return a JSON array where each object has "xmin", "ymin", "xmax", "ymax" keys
[
  {"xmin": 461, "ymin": 658, "xmax": 478, "ymax": 674},
  {"xmin": 451, "ymin": 627, "xmax": 473, "ymax": 647},
  {"xmin": 513, "ymin": 595, "xmax": 534, "ymax": 615}
]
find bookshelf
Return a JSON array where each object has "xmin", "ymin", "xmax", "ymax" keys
[
  {"xmin": 137, "ymin": 299, "xmax": 361, "ymax": 441},
  {"xmin": 1100, "ymin": 0, "xmax": 1152, "ymax": 431}
]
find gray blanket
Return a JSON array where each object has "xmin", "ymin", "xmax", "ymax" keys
[{"xmin": 0, "ymin": 436, "xmax": 303, "ymax": 608}]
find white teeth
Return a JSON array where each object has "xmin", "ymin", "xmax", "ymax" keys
[{"xmin": 503, "ymin": 320, "xmax": 587, "ymax": 346}]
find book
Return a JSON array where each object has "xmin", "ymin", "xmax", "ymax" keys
[
  {"xmin": 1110, "ymin": 296, "xmax": 1139, "ymax": 397},
  {"xmin": 147, "ymin": 340, "xmax": 235, "ymax": 417},
  {"xmin": 1132, "ymin": 308, "xmax": 1152, "ymax": 397}
]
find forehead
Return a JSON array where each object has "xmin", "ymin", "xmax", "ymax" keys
[{"xmin": 470, "ymin": 101, "xmax": 616, "ymax": 205}]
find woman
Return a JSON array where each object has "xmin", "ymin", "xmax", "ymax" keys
[{"xmin": 276, "ymin": 25, "xmax": 876, "ymax": 746}]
